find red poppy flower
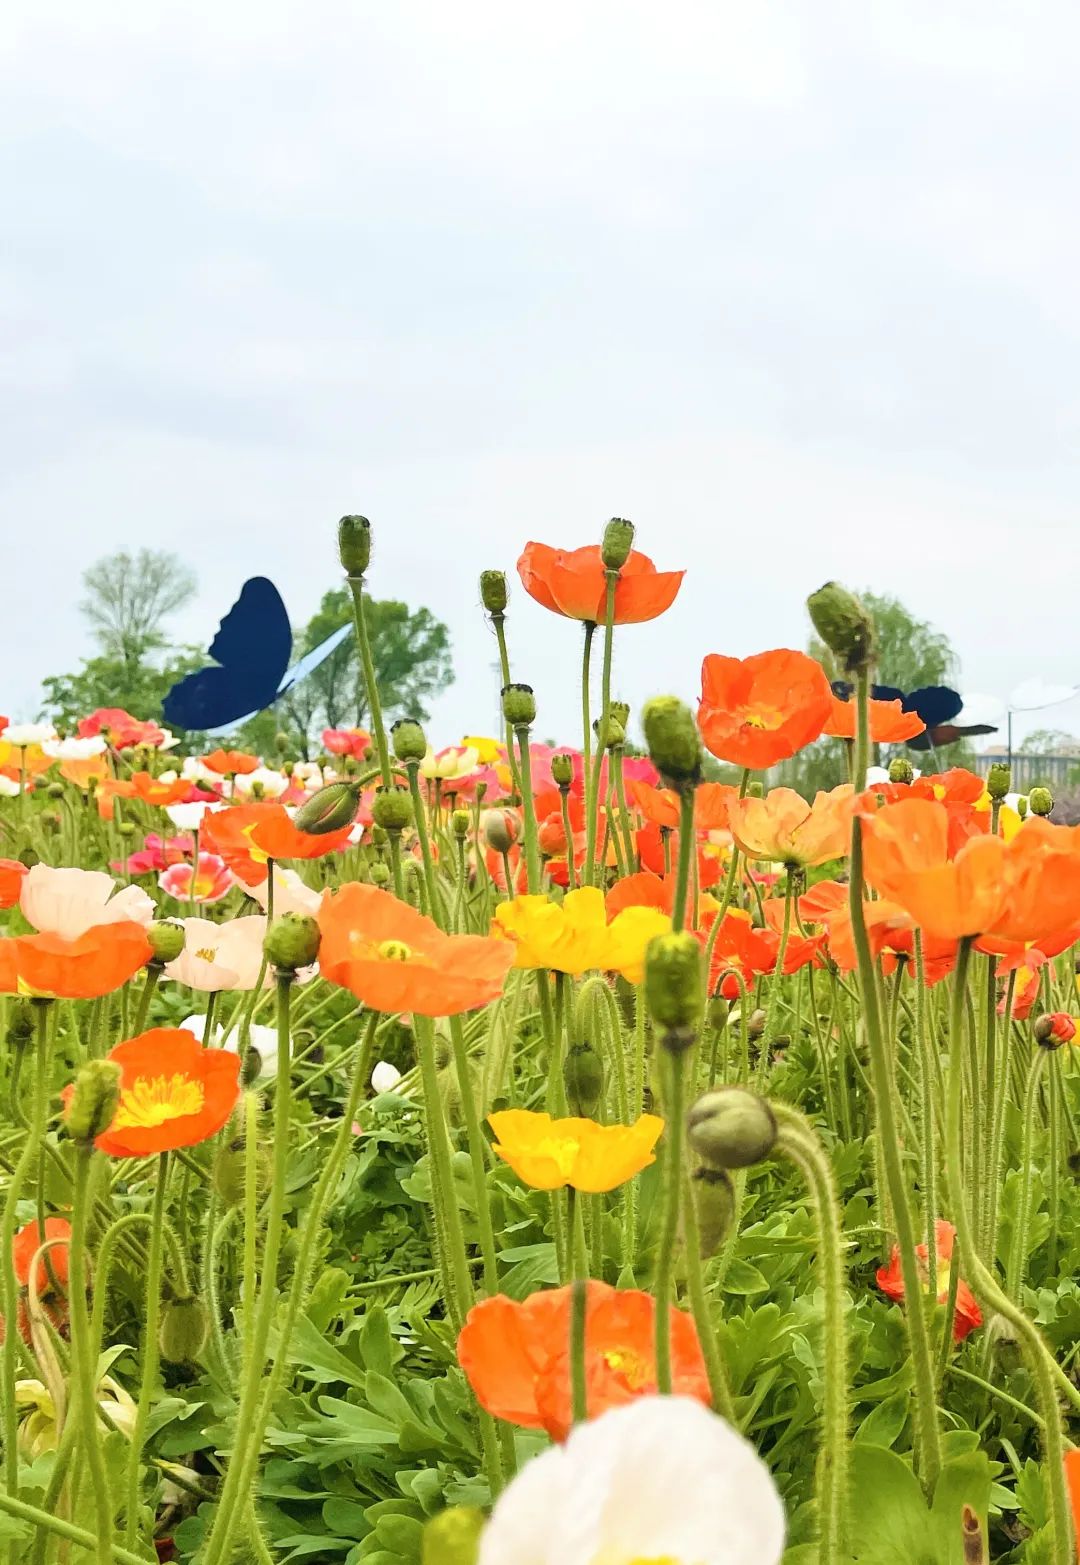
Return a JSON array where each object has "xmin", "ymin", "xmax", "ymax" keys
[
  {"xmin": 824, "ymin": 693, "xmax": 926, "ymax": 743},
  {"xmin": 78, "ymin": 708, "xmax": 165, "ymax": 749},
  {"xmin": 204, "ymin": 803, "xmax": 353, "ymax": 886},
  {"xmin": 707, "ymin": 910, "xmax": 822, "ymax": 987},
  {"xmin": 698, "ymin": 650, "xmax": 833, "ymax": 770},
  {"xmin": 517, "ymin": 542, "xmax": 684, "ymax": 625},
  {"xmin": 321, "ymin": 728, "xmax": 371, "ymax": 759},
  {"xmin": 457, "ymin": 1282, "xmax": 709, "ymax": 1442},
  {"xmin": 69, "ymin": 1029, "xmax": 241, "ymax": 1157},
  {"xmin": 0, "ymin": 859, "xmax": 27, "ymax": 909},
  {"xmin": 635, "ymin": 822, "xmax": 722, "ymax": 892},
  {"xmin": 202, "ymin": 749, "xmax": 260, "ymax": 777},
  {"xmin": 0, "ymin": 922, "xmax": 152, "ymax": 999},
  {"xmin": 13, "ymin": 1217, "xmax": 71, "ymax": 1295},
  {"xmin": 876, "ymin": 1219, "xmax": 982, "ymax": 1342}
]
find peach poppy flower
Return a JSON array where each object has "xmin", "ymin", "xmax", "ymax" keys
[
  {"xmin": 728, "ymin": 786, "xmax": 854, "ymax": 868},
  {"xmin": 78, "ymin": 708, "xmax": 165, "ymax": 748},
  {"xmin": 163, "ymin": 916, "xmax": 269, "ymax": 992},
  {"xmin": 824, "ymin": 693, "xmax": 926, "ymax": 743},
  {"xmin": 457, "ymin": 1282, "xmax": 710, "ymax": 1443},
  {"xmin": 318, "ymin": 882, "xmax": 513, "ymax": 1016},
  {"xmin": 488, "ymin": 1110, "xmax": 664, "ymax": 1192},
  {"xmin": 698, "ymin": 650, "xmax": 832, "ymax": 771},
  {"xmin": 20, "ymin": 865, "xmax": 154, "ymax": 941},
  {"xmin": 517, "ymin": 542, "xmax": 684, "ymax": 625},
  {"xmin": 321, "ymin": 727, "xmax": 371, "ymax": 759},
  {"xmin": 70, "ymin": 1028, "xmax": 241, "ymax": 1157}
]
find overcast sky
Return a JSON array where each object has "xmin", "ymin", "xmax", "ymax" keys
[{"xmin": 3, "ymin": 2, "xmax": 1080, "ymax": 749}]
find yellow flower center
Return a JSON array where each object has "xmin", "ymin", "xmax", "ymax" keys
[
  {"xmin": 377, "ymin": 939, "xmax": 413, "ymax": 961},
  {"xmin": 112, "ymin": 1074, "xmax": 205, "ymax": 1130},
  {"xmin": 742, "ymin": 706, "xmax": 782, "ymax": 731},
  {"xmin": 537, "ymin": 1134, "xmax": 580, "ymax": 1179},
  {"xmin": 195, "ymin": 947, "xmax": 217, "ymax": 962},
  {"xmin": 602, "ymin": 1346, "xmax": 649, "ymax": 1391}
]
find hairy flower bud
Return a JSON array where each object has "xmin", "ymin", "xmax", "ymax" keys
[
  {"xmin": 644, "ymin": 931, "xmax": 703, "ymax": 1041},
  {"xmin": 550, "ymin": 752, "xmax": 574, "ymax": 789},
  {"xmin": 338, "ymin": 514, "xmax": 372, "ymax": 577},
  {"xmin": 986, "ymin": 762, "xmax": 1011, "ymax": 801},
  {"xmin": 450, "ymin": 809, "xmax": 471, "ymax": 842},
  {"xmin": 391, "ymin": 718, "xmax": 428, "ymax": 763},
  {"xmin": 1034, "ymin": 1011, "xmax": 1076, "ymax": 1050},
  {"xmin": 213, "ymin": 1122, "xmax": 271, "ymax": 1208},
  {"xmin": 687, "ymin": 1087, "xmax": 777, "ymax": 1169},
  {"xmin": 806, "ymin": 581, "xmax": 875, "ymax": 674},
  {"xmin": 422, "ymin": 1507, "xmax": 485, "ymax": 1565},
  {"xmin": 641, "ymin": 696, "xmax": 702, "ymax": 791},
  {"xmin": 159, "ymin": 1296, "xmax": 210, "ymax": 1364},
  {"xmin": 601, "ymin": 517, "xmax": 635, "ymax": 570},
  {"xmin": 483, "ymin": 808, "xmax": 518, "ymax": 854},
  {"xmin": 887, "ymin": 757, "xmax": 914, "ymax": 785},
  {"xmin": 479, "ymin": 570, "xmax": 508, "ymax": 615},
  {"xmin": 564, "ymin": 1040, "xmax": 605, "ymax": 1117},
  {"xmin": 292, "ymin": 780, "xmax": 360, "ymax": 836},
  {"xmin": 1029, "ymin": 786, "xmax": 1053, "ymax": 817},
  {"xmin": 264, "ymin": 913, "xmax": 321, "ymax": 972},
  {"xmin": 599, "ymin": 715, "xmax": 626, "ymax": 750},
  {"xmin": 693, "ymin": 1165, "xmax": 736, "ymax": 1257},
  {"xmin": 369, "ymin": 863, "xmax": 391, "ymax": 888},
  {"xmin": 5, "ymin": 1002, "xmax": 34, "ymax": 1050},
  {"xmin": 371, "ymin": 785, "xmax": 413, "ymax": 833},
  {"xmin": 609, "ymin": 700, "xmax": 630, "ymax": 729},
  {"xmin": 146, "ymin": 920, "xmax": 186, "ymax": 965},
  {"xmin": 65, "ymin": 1060, "xmax": 122, "ymax": 1145},
  {"xmin": 501, "ymin": 683, "xmax": 536, "ymax": 728},
  {"xmin": 46, "ymin": 782, "xmax": 65, "ymax": 800}
]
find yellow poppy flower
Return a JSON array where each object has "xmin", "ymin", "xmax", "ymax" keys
[
  {"xmin": 462, "ymin": 734, "xmax": 504, "ymax": 765},
  {"xmin": 492, "ymin": 886, "xmax": 671, "ymax": 979},
  {"xmin": 489, "ymin": 1109, "xmax": 665, "ymax": 1193}
]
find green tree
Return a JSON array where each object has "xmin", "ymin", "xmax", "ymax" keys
[
  {"xmin": 40, "ymin": 647, "xmax": 206, "ymax": 732},
  {"xmin": 1017, "ymin": 728, "xmax": 1079, "ymax": 755}
]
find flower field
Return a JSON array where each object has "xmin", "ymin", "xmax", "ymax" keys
[{"xmin": 2, "ymin": 515, "xmax": 1080, "ymax": 1564}]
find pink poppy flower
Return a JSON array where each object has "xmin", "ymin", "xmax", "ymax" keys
[{"xmin": 158, "ymin": 853, "xmax": 234, "ymax": 906}]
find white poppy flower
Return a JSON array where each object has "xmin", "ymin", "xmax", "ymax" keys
[
  {"xmin": 4, "ymin": 722, "xmax": 57, "ymax": 748},
  {"xmin": 163, "ymin": 916, "xmax": 269, "ymax": 992},
  {"xmin": 20, "ymin": 865, "xmax": 154, "ymax": 942},
  {"xmin": 165, "ymin": 801, "xmax": 223, "ymax": 832},
  {"xmin": 234, "ymin": 766, "xmax": 289, "ymax": 800},
  {"xmin": 371, "ymin": 1060, "xmax": 403, "ymax": 1094},
  {"xmin": 155, "ymin": 728, "xmax": 181, "ymax": 752},
  {"xmin": 0, "ymin": 777, "xmax": 22, "ymax": 796},
  {"xmin": 41, "ymin": 736, "xmax": 107, "ymax": 761},
  {"xmin": 181, "ymin": 1012, "xmax": 278, "ymax": 1080},
  {"xmin": 249, "ymin": 866, "xmax": 321, "ymax": 918},
  {"xmin": 479, "ymin": 1396, "xmax": 785, "ymax": 1565}
]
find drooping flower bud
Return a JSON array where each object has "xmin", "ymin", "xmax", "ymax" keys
[
  {"xmin": 1034, "ymin": 1012, "xmax": 1076, "ymax": 1050},
  {"xmin": 264, "ymin": 913, "xmax": 321, "ymax": 972},
  {"xmin": 479, "ymin": 570, "xmax": 508, "ymax": 615},
  {"xmin": 641, "ymin": 696, "xmax": 702, "ymax": 791},
  {"xmin": 501, "ymin": 683, "xmax": 536, "ymax": 727},
  {"xmin": 292, "ymin": 780, "xmax": 360, "ymax": 836},
  {"xmin": 146, "ymin": 920, "xmax": 186, "ymax": 965},
  {"xmin": 5, "ymin": 1002, "xmax": 34, "ymax": 1050},
  {"xmin": 371, "ymin": 786, "xmax": 413, "ymax": 833},
  {"xmin": 213, "ymin": 1122, "xmax": 271, "ymax": 1208},
  {"xmin": 421, "ymin": 1507, "xmax": 485, "ymax": 1565},
  {"xmin": 338, "ymin": 514, "xmax": 372, "ymax": 577},
  {"xmin": 391, "ymin": 718, "xmax": 428, "ymax": 762},
  {"xmin": 693, "ymin": 1165, "xmax": 736, "ymax": 1256},
  {"xmin": 550, "ymin": 752, "xmax": 574, "ymax": 789},
  {"xmin": 65, "ymin": 1060, "xmax": 122, "ymax": 1145},
  {"xmin": 159, "ymin": 1296, "xmax": 210, "ymax": 1364},
  {"xmin": 483, "ymin": 808, "xmax": 518, "ymax": 854},
  {"xmin": 887, "ymin": 757, "xmax": 914, "ymax": 785},
  {"xmin": 601, "ymin": 517, "xmax": 635, "ymax": 570},
  {"xmin": 644, "ymin": 931, "xmax": 703, "ymax": 1042},
  {"xmin": 806, "ymin": 581, "xmax": 875, "ymax": 674},
  {"xmin": 747, "ymin": 1008, "xmax": 767, "ymax": 1041},
  {"xmin": 1029, "ymin": 786, "xmax": 1053, "ymax": 817},
  {"xmin": 707, "ymin": 994, "xmax": 730, "ymax": 1030},
  {"xmin": 986, "ymin": 762, "xmax": 1011, "ymax": 800},
  {"xmin": 687, "ymin": 1087, "xmax": 777, "ymax": 1169},
  {"xmin": 564, "ymin": 1040, "xmax": 605, "ymax": 1117}
]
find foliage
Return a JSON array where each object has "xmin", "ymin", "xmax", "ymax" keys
[{"xmin": 79, "ymin": 549, "xmax": 197, "ymax": 671}]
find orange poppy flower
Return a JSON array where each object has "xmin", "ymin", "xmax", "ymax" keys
[
  {"xmin": 698, "ymin": 650, "xmax": 832, "ymax": 771},
  {"xmin": 798, "ymin": 879, "xmax": 848, "ymax": 925},
  {"xmin": 824, "ymin": 693, "xmax": 926, "ymax": 743},
  {"xmin": 59, "ymin": 755, "xmax": 110, "ymax": 791},
  {"xmin": 876, "ymin": 1220, "xmax": 981, "ymax": 1342},
  {"xmin": 489, "ymin": 1110, "xmax": 664, "ymax": 1192},
  {"xmin": 517, "ymin": 542, "xmax": 684, "ymax": 625},
  {"xmin": 13, "ymin": 1217, "xmax": 71, "ymax": 1295},
  {"xmin": 201, "ymin": 749, "xmax": 260, "ymax": 776},
  {"xmin": 0, "ymin": 922, "xmax": 152, "ymax": 999},
  {"xmin": 319, "ymin": 882, "xmax": 513, "ymax": 1016},
  {"xmin": 457, "ymin": 1282, "xmax": 710, "ymax": 1442},
  {"xmin": 707, "ymin": 909, "xmax": 822, "ymax": 987},
  {"xmin": 100, "ymin": 772, "xmax": 193, "ymax": 808},
  {"xmin": 204, "ymin": 803, "xmax": 354, "ymax": 886},
  {"xmin": 728, "ymin": 786, "xmax": 854, "ymax": 868},
  {"xmin": 69, "ymin": 1028, "xmax": 241, "ymax": 1158},
  {"xmin": 0, "ymin": 859, "xmax": 27, "ymax": 909},
  {"xmin": 1065, "ymin": 1449, "xmax": 1080, "ymax": 1559}
]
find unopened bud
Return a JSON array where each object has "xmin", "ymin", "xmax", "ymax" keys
[
  {"xmin": 421, "ymin": 1507, "xmax": 485, "ymax": 1565},
  {"xmin": 601, "ymin": 517, "xmax": 635, "ymax": 570},
  {"xmin": 501, "ymin": 683, "xmax": 536, "ymax": 728},
  {"xmin": 146, "ymin": 921, "xmax": 186, "ymax": 965},
  {"xmin": 65, "ymin": 1060, "xmax": 122, "ymax": 1145},
  {"xmin": 551, "ymin": 752, "xmax": 574, "ymax": 789},
  {"xmin": 371, "ymin": 786, "xmax": 413, "ymax": 833},
  {"xmin": 746, "ymin": 780, "xmax": 764, "ymax": 799},
  {"xmin": 213, "ymin": 1123, "xmax": 271, "ymax": 1207},
  {"xmin": 5, "ymin": 1002, "xmax": 34, "ymax": 1049},
  {"xmin": 887, "ymin": 758, "xmax": 913, "ymax": 785},
  {"xmin": 159, "ymin": 1296, "xmax": 210, "ymax": 1364},
  {"xmin": 693, "ymin": 1166, "xmax": 736, "ymax": 1256},
  {"xmin": 687, "ymin": 1087, "xmax": 777, "ymax": 1169},
  {"xmin": 46, "ymin": 782, "xmax": 65, "ymax": 800},
  {"xmin": 264, "ymin": 913, "xmax": 321, "ymax": 972},
  {"xmin": 1017, "ymin": 795, "xmax": 1029, "ymax": 819},
  {"xmin": 806, "ymin": 581, "xmax": 875, "ymax": 673},
  {"xmin": 338, "ymin": 514, "xmax": 372, "ymax": 577},
  {"xmin": 117, "ymin": 821, "xmax": 136, "ymax": 838},
  {"xmin": 986, "ymin": 762, "xmax": 1011, "ymax": 801},
  {"xmin": 644, "ymin": 932, "xmax": 703, "ymax": 1040},
  {"xmin": 274, "ymin": 732, "xmax": 291, "ymax": 755},
  {"xmin": 293, "ymin": 780, "xmax": 360, "ymax": 836},
  {"xmin": 479, "ymin": 570, "xmax": 508, "ymax": 615},
  {"xmin": 483, "ymin": 809, "xmax": 518, "ymax": 854},
  {"xmin": 1034, "ymin": 1011, "xmax": 1076, "ymax": 1050},
  {"xmin": 564, "ymin": 1040, "xmax": 605, "ymax": 1116},
  {"xmin": 641, "ymin": 696, "xmax": 702, "ymax": 791},
  {"xmin": 369, "ymin": 863, "xmax": 391, "ymax": 888},
  {"xmin": 391, "ymin": 719, "xmax": 428, "ymax": 763},
  {"xmin": 1029, "ymin": 786, "xmax": 1053, "ymax": 817},
  {"xmin": 747, "ymin": 1007, "xmax": 767, "ymax": 1040},
  {"xmin": 598, "ymin": 715, "xmax": 626, "ymax": 750},
  {"xmin": 451, "ymin": 809, "xmax": 470, "ymax": 842},
  {"xmin": 707, "ymin": 995, "xmax": 730, "ymax": 1030}
]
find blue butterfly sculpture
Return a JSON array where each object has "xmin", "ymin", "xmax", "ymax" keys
[
  {"xmin": 163, "ymin": 577, "xmax": 352, "ymax": 735},
  {"xmin": 830, "ymin": 682, "xmax": 998, "ymax": 751}
]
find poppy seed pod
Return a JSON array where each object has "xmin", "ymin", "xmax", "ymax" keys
[
  {"xmin": 1029, "ymin": 786, "xmax": 1053, "ymax": 817},
  {"xmin": 369, "ymin": 863, "xmax": 391, "ymax": 887},
  {"xmin": 599, "ymin": 716, "xmax": 626, "ymax": 750},
  {"xmin": 450, "ymin": 809, "xmax": 471, "ymax": 842},
  {"xmin": 338, "ymin": 514, "xmax": 371, "ymax": 577},
  {"xmin": 421, "ymin": 1506, "xmax": 485, "ymax": 1565},
  {"xmin": 483, "ymin": 809, "xmax": 518, "ymax": 854},
  {"xmin": 641, "ymin": 696, "xmax": 702, "ymax": 790},
  {"xmin": 687, "ymin": 1087, "xmax": 777, "ymax": 1169},
  {"xmin": 601, "ymin": 517, "xmax": 635, "ymax": 570},
  {"xmin": 293, "ymin": 780, "xmax": 360, "ymax": 836},
  {"xmin": 609, "ymin": 700, "xmax": 630, "ymax": 729},
  {"xmin": 564, "ymin": 1040, "xmax": 605, "ymax": 1117},
  {"xmin": 551, "ymin": 752, "xmax": 574, "ymax": 789},
  {"xmin": 391, "ymin": 718, "xmax": 428, "ymax": 762},
  {"xmin": 644, "ymin": 931, "xmax": 703, "ymax": 1039},
  {"xmin": 159, "ymin": 1296, "xmax": 210, "ymax": 1364},
  {"xmin": 887, "ymin": 757, "xmax": 914, "ymax": 785},
  {"xmin": 693, "ymin": 1165, "xmax": 736, "ymax": 1256},
  {"xmin": 65, "ymin": 1060, "xmax": 122, "ymax": 1145},
  {"xmin": 502, "ymin": 683, "xmax": 536, "ymax": 727},
  {"xmin": 146, "ymin": 920, "xmax": 186, "ymax": 965},
  {"xmin": 480, "ymin": 570, "xmax": 508, "ymax": 615},
  {"xmin": 264, "ymin": 913, "xmax": 321, "ymax": 973},
  {"xmin": 372, "ymin": 785, "xmax": 413, "ymax": 833},
  {"xmin": 807, "ymin": 581, "xmax": 875, "ymax": 674},
  {"xmin": 986, "ymin": 762, "xmax": 1011, "ymax": 801}
]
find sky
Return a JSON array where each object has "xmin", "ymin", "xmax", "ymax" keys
[{"xmin": 3, "ymin": 1, "xmax": 1080, "ymax": 750}]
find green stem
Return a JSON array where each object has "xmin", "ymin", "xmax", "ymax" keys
[
  {"xmin": 345, "ymin": 576, "xmax": 392, "ymax": 788},
  {"xmin": 568, "ymin": 1192, "xmax": 588, "ymax": 1425},
  {"xmin": 515, "ymin": 726, "xmax": 542, "ymax": 892},
  {"xmin": 1006, "ymin": 1047, "xmax": 1049, "ymax": 1301},
  {"xmin": 448, "ymin": 1014, "xmax": 499, "ymax": 1297},
  {"xmin": 671, "ymin": 787, "xmax": 696, "ymax": 934},
  {"xmin": 407, "ymin": 763, "xmax": 443, "ymax": 927},
  {"xmin": 679, "ymin": 1166, "xmax": 736, "ymax": 1422},
  {"xmin": 0, "ymin": 1490, "xmax": 148, "ymax": 1565},
  {"xmin": 653, "ymin": 1038, "xmax": 689, "ymax": 1393},
  {"xmin": 580, "ymin": 622, "xmax": 597, "ymax": 882},
  {"xmin": 131, "ymin": 963, "xmax": 162, "ymax": 1035},
  {"xmin": 69, "ymin": 1144, "xmax": 115, "ymax": 1565},
  {"xmin": 123, "ymin": 1152, "xmax": 169, "ymax": 1552}
]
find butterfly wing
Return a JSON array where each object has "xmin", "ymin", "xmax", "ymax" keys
[
  {"xmin": 276, "ymin": 623, "xmax": 353, "ymax": 696},
  {"xmin": 163, "ymin": 578, "xmax": 293, "ymax": 732}
]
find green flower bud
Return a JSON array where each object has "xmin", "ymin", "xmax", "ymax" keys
[
  {"xmin": 644, "ymin": 931, "xmax": 703, "ymax": 1041},
  {"xmin": 687, "ymin": 1087, "xmax": 777, "ymax": 1169},
  {"xmin": 693, "ymin": 1166, "xmax": 736, "ymax": 1257},
  {"xmin": 609, "ymin": 700, "xmax": 630, "ymax": 729},
  {"xmin": 159, "ymin": 1296, "xmax": 210, "ymax": 1364},
  {"xmin": 597, "ymin": 715, "xmax": 626, "ymax": 750},
  {"xmin": 451, "ymin": 809, "xmax": 471, "ymax": 841},
  {"xmin": 65, "ymin": 1060, "xmax": 122, "ymax": 1144},
  {"xmin": 551, "ymin": 752, "xmax": 574, "ymax": 789},
  {"xmin": 707, "ymin": 995, "xmax": 729, "ymax": 1030},
  {"xmin": 564, "ymin": 1040, "xmax": 605, "ymax": 1117},
  {"xmin": 46, "ymin": 782, "xmax": 65, "ymax": 800},
  {"xmin": 391, "ymin": 718, "xmax": 428, "ymax": 762},
  {"xmin": 601, "ymin": 517, "xmax": 635, "ymax": 570},
  {"xmin": 274, "ymin": 732, "xmax": 291, "ymax": 755},
  {"xmin": 41, "ymin": 812, "xmax": 61, "ymax": 836},
  {"xmin": 117, "ymin": 821, "xmax": 137, "ymax": 839},
  {"xmin": 887, "ymin": 758, "xmax": 914, "ymax": 785},
  {"xmin": 338, "ymin": 514, "xmax": 372, "ymax": 577},
  {"xmin": 986, "ymin": 762, "xmax": 1011, "ymax": 801},
  {"xmin": 371, "ymin": 786, "xmax": 413, "ymax": 833},
  {"xmin": 483, "ymin": 809, "xmax": 518, "ymax": 853},
  {"xmin": 146, "ymin": 920, "xmax": 186, "ymax": 965},
  {"xmin": 1017, "ymin": 795, "xmax": 1029, "ymax": 819},
  {"xmin": 5, "ymin": 1002, "xmax": 35, "ymax": 1050},
  {"xmin": 213, "ymin": 1125, "xmax": 272, "ymax": 1208},
  {"xmin": 746, "ymin": 779, "xmax": 764, "ymax": 799},
  {"xmin": 422, "ymin": 1507, "xmax": 485, "ymax": 1565},
  {"xmin": 501, "ymin": 683, "xmax": 536, "ymax": 727},
  {"xmin": 292, "ymin": 780, "xmax": 360, "ymax": 836},
  {"xmin": 479, "ymin": 570, "xmax": 508, "ymax": 615},
  {"xmin": 264, "ymin": 913, "xmax": 321, "ymax": 972},
  {"xmin": 369, "ymin": 863, "xmax": 391, "ymax": 888},
  {"xmin": 249, "ymin": 781, "xmax": 265, "ymax": 802},
  {"xmin": 806, "ymin": 580, "xmax": 875, "ymax": 673},
  {"xmin": 1029, "ymin": 786, "xmax": 1053, "ymax": 817},
  {"xmin": 641, "ymin": 696, "xmax": 702, "ymax": 790}
]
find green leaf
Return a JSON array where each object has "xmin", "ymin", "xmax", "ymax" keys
[
  {"xmin": 275, "ymin": 1313, "xmax": 367, "ymax": 1389},
  {"xmin": 853, "ymin": 1391, "xmax": 909, "ymax": 1449}
]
